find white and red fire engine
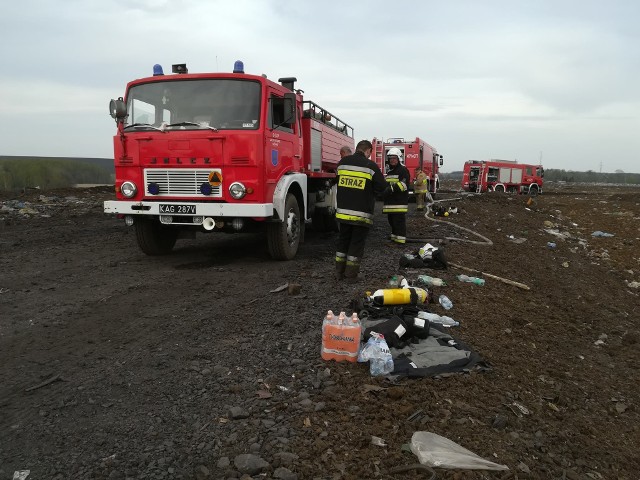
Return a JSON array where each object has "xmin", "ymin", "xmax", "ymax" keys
[
  {"xmin": 104, "ymin": 61, "xmax": 354, "ymax": 260},
  {"xmin": 461, "ymin": 159, "xmax": 544, "ymax": 195},
  {"xmin": 371, "ymin": 137, "xmax": 443, "ymax": 196}
]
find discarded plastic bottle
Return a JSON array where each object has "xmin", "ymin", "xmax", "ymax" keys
[
  {"xmin": 456, "ymin": 274, "xmax": 485, "ymax": 286},
  {"xmin": 370, "ymin": 287, "xmax": 428, "ymax": 306},
  {"xmin": 388, "ymin": 275, "xmax": 409, "ymax": 289},
  {"xmin": 439, "ymin": 295, "xmax": 453, "ymax": 310},
  {"xmin": 368, "ymin": 335, "xmax": 394, "ymax": 376},
  {"xmin": 416, "ymin": 311, "xmax": 459, "ymax": 328},
  {"xmin": 417, "ymin": 275, "xmax": 447, "ymax": 287}
]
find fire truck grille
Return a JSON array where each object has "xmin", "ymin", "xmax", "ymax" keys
[{"xmin": 144, "ymin": 169, "xmax": 222, "ymax": 197}]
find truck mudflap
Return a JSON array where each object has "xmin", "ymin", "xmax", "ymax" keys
[{"xmin": 104, "ymin": 200, "xmax": 273, "ymax": 217}]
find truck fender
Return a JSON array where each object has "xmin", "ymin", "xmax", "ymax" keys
[{"xmin": 273, "ymin": 173, "xmax": 307, "ymax": 222}]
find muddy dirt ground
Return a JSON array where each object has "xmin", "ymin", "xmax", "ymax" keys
[{"xmin": 0, "ymin": 182, "xmax": 638, "ymax": 480}]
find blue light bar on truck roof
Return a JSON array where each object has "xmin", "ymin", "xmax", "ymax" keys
[{"xmin": 153, "ymin": 64, "xmax": 164, "ymax": 76}]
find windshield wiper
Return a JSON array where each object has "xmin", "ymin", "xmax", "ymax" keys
[
  {"xmin": 166, "ymin": 122, "xmax": 219, "ymax": 132},
  {"xmin": 123, "ymin": 123, "xmax": 165, "ymax": 132}
]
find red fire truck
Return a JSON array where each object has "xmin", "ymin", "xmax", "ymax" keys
[
  {"xmin": 371, "ymin": 137, "xmax": 443, "ymax": 196},
  {"xmin": 461, "ymin": 159, "xmax": 544, "ymax": 195},
  {"xmin": 104, "ymin": 61, "xmax": 354, "ymax": 260}
]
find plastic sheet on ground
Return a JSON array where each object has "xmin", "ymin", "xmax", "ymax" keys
[{"xmin": 410, "ymin": 431, "xmax": 509, "ymax": 471}]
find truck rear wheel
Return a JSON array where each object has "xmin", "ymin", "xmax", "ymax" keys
[
  {"xmin": 528, "ymin": 185, "xmax": 539, "ymax": 196},
  {"xmin": 267, "ymin": 194, "xmax": 301, "ymax": 260},
  {"xmin": 135, "ymin": 220, "xmax": 178, "ymax": 255}
]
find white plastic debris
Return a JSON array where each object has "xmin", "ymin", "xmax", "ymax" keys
[
  {"xmin": 410, "ymin": 432, "xmax": 509, "ymax": 470},
  {"xmin": 13, "ymin": 471, "xmax": 30, "ymax": 480}
]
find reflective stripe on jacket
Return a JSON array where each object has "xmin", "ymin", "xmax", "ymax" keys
[
  {"xmin": 336, "ymin": 151, "xmax": 387, "ymax": 226},
  {"xmin": 383, "ymin": 164, "xmax": 410, "ymax": 214}
]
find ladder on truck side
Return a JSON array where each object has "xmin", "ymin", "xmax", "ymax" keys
[
  {"xmin": 373, "ymin": 138, "xmax": 385, "ymax": 172},
  {"xmin": 476, "ymin": 163, "xmax": 487, "ymax": 193}
]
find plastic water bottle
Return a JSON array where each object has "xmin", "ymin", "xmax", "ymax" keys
[
  {"xmin": 369, "ymin": 335, "xmax": 394, "ymax": 376},
  {"xmin": 456, "ymin": 274, "xmax": 485, "ymax": 286},
  {"xmin": 416, "ymin": 311, "xmax": 459, "ymax": 328},
  {"xmin": 439, "ymin": 295, "xmax": 453, "ymax": 310},
  {"xmin": 417, "ymin": 275, "xmax": 447, "ymax": 287}
]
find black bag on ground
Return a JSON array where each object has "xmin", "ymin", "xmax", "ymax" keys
[
  {"xmin": 362, "ymin": 316, "xmax": 410, "ymax": 348},
  {"xmin": 403, "ymin": 315, "xmax": 431, "ymax": 339}
]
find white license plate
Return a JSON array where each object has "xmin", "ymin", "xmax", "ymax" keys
[{"xmin": 159, "ymin": 204, "xmax": 196, "ymax": 214}]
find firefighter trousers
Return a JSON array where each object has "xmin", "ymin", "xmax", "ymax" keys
[
  {"xmin": 387, "ymin": 213, "xmax": 406, "ymax": 244},
  {"xmin": 415, "ymin": 192, "xmax": 426, "ymax": 211},
  {"xmin": 335, "ymin": 222, "xmax": 369, "ymax": 279}
]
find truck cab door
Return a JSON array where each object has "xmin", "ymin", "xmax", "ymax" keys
[{"xmin": 266, "ymin": 91, "xmax": 300, "ymax": 179}]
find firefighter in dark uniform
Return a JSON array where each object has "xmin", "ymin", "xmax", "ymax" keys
[
  {"xmin": 382, "ymin": 147, "xmax": 410, "ymax": 244},
  {"xmin": 335, "ymin": 140, "xmax": 387, "ymax": 282}
]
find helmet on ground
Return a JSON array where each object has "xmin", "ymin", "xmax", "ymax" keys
[{"xmin": 387, "ymin": 147, "xmax": 402, "ymax": 162}]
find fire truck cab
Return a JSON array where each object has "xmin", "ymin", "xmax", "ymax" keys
[
  {"xmin": 371, "ymin": 137, "xmax": 443, "ymax": 196},
  {"xmin": 104, "ymin": 61, "xmax": 354, "ymax": 260}
]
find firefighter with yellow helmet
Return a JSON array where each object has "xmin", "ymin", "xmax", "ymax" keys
[
  {"xmin": 382, "ymin": 147, "xmax": 410, "ymax": 244},
  {"xmin": 413, "ymin": 166, "xmax": 429, "ymax": 211}
]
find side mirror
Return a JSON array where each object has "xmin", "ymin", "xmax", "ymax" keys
[
  {"xmin": 439, "ymin": 155, "xmax": 444, "ymax": 166},
  {"xmin": 283, "ymin": 92, "xmax": 297, "ymax": 123},
  {"xmin": 109, "ymin": 97, "xmax": 127, "ymax": 122}
]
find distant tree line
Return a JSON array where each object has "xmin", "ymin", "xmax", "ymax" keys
[
  {"xmin": 441, "ymin": 169, "xmax": 640, "ymax": 184},
  {"xmin": 0, "ymin": 158, "xmax": 113, "ymax": 191}
]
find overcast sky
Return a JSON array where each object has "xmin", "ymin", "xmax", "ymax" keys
[{"xmin": 1, "ymin": 0, "xmax": 638, "ymax": 173}]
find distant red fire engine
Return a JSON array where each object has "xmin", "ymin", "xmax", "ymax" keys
[
  {"xmin": 461, "ymin": 159, "xmax": 544, "ymax": 195},
  {"xmin": 371, "ymin": 137, "xmax": 443, "ymax": 196}
]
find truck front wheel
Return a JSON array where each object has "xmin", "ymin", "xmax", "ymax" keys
[
  {"xmin": 267, "ymin": 194, "xmax": 301, "ymax": 260},
  {"xmin": 135, "ymin": 220, "xmax": 178, "ymax": 255}
]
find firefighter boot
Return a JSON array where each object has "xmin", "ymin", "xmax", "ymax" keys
[
  {"xmin": 335, "ymin": 260, "xmax": 346, "ymax": 281},
  {"xmin": 344, "ymin": 263, "xmax": 363, "ymax": 284}
]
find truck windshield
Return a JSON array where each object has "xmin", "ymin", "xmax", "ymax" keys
[{"xmin": 125, "ymin": 79, "xmax": 261, "ymax": 130}]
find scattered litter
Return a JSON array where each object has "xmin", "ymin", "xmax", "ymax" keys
[
  {"xmin": 562, "ymin": 262, "xmax": 569, "ymax": 268},
  {"xmin": 13, "ymin": 471, "xmax": 30, "ymax": 480},
  {"xmin": 256, "ymin": 390, "xmax": 272, "ymax": 399},
  {"xmin": 544, "ymin": 228, "xmax": 571, "ymax": 240},
  {"xmin": 626, "ymin": 281, "xmax": 640, "ymax": 289},
  {"xmin": 591, "ymin": 231, "xmax": 614, "ymax": 237},
  {"xmin": 594, "ymin": 339, "xmax": 605, "ymax": 346},
  {"xmin": 371, "ymin": 435, "xmax": 387, "ymax": 447},
  {"xmin": 407, "ymin": 409, "xmax": 425, "ymax": 422},
  {"xmin": 508, "ymin": 235, "xmax": 527, "ymax": 244},
  {"xmin": 0, "ymin": 287, "xmax": 10, "ymax": 294},
  {"xmin": 362, "ymin": 384, "xmax": 386, "ymax": 394},
  {"xmin": 25, "ymin": 373, "xmax": 61, "ymax": 392},
  {"xmin": 269, "ymin": 283, "xmax": 289, "ymax": 293},
  {"xmin": 507, "ymin": 401, "xmax": 530, "ymax": 417},
  {"xmin": 277, "ymin": 385, "xmax": 290, "ymax": 393},
  {"xmin": 547, "ymin": 242, "xmax": 556, "ymax": 249},
  {"xmin": 410, "ymin": 431, "xmax": 509, "ymax": 470}
]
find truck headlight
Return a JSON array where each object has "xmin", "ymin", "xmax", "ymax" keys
[
  {"xmin": 121, "ymin": 181, "xmax": 137, "ymax": 198},
  {"xmin": 229, "ymin": 182, "xmax": 246, "ymax": 200}
]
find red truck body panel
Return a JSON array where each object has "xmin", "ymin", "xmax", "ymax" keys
[
  {"xmin": 371, "ymin": 137, "xmax": 442, "ymax": 193},
  {"xmin": 461, "ymin": 159, "xmax": 544, "ymax": 194}
]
